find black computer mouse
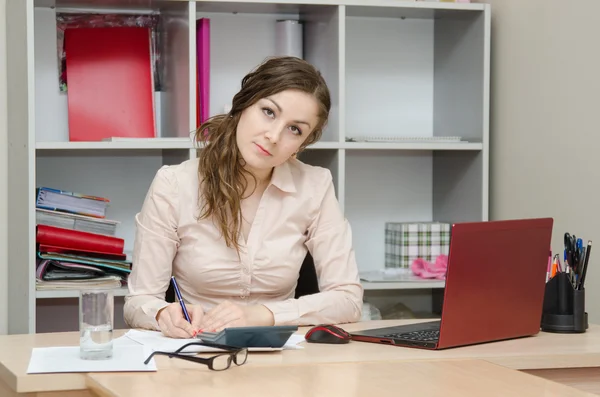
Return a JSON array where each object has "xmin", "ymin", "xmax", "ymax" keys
[{"xmin": 305, "ymin": 324, "xmax": 351, "ymax": 344}]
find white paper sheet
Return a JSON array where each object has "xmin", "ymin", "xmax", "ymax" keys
[
  {"xmin": 124, "ymin": 329, "xmax": 305, "ymax": 353},
  {"xmin": 26, "ymin": 344, "xmax": 157, "ymax": 374},
  {"xmin": 282, "ymin": 334, "xmax": 306, "ymax": 349}
]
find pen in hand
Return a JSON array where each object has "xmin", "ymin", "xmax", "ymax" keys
[{"xmin": 171, "ymin": 276, "xmax": 191, "ymax": 323}]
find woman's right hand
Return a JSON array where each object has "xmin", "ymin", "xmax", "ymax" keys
[{"xmin": 156, "ymin": 303, "xmax": 204, "ymax": 338}]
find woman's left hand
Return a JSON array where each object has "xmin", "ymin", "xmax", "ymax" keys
[{"xmin": 200, "ymin": 301, "xmax": 274, "ymax": 332}]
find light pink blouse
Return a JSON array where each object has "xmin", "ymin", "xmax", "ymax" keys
[{"xmin": 123, "ymin": 158, "xmax": 363, "ymax": 330}]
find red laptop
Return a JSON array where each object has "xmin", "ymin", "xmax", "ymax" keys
[{"xmin": 351, "ymin": 218, "xmax": 554, "ymax": 349}]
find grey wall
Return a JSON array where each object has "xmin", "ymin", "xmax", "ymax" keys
[
  {"xmin": 0, "ymin": 0, "xmax": 8, "ymax": 335},
  {"xmin": 479, "ymin": 0, "xmax": 600, "ymax": 321}
]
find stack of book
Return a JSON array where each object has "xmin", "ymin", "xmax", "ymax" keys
[
  {"xmin": 36, "ymin": 186, "xmax": 119, "ymax": 236},
  {"xmin": 34, "ymin": 187, "xmax": 131, "ymax": 291}
]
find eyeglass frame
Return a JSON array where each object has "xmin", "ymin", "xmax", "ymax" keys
[{"xmin": 143, "ymin": 341, "xmax": 249, "ymax": 371}]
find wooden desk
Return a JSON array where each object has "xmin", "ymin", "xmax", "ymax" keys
[
  {"xmin": 86, "ymin": 359, "xmax": 596, "ymax": 397},
  {"xmin": 1, "ymin": 320, "xmax": 600, "ymax": 396}
]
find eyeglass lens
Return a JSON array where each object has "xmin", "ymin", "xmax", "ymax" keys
[
  {"xmin": 234, "ymin": 349, "xmax": 248, "ymax": 365},
  {"xmin": 211, "ymin": 354, "xmax": 233, "ymax": 371}
]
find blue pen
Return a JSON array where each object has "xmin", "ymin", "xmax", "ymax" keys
[{"xmin": 170, "ymin": 276, "xmax": 191, "ymax": 323}]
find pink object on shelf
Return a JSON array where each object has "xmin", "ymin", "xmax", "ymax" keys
[
  {"xmin": 196, "ymin": 18, "xmax": 210, "ymax": 126},
  {"xmin": 411, "ymin": 255, "xmax": 448, "ymax": 280}
]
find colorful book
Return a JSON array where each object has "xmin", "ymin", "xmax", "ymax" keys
[{"xmin": 36, "ymin": 187, "xmax": 109, "ymax": 219}]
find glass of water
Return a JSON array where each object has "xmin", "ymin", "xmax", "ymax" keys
[{"xmin": 79, "ymin": 288, "xmax": 114, "ymax": 360}]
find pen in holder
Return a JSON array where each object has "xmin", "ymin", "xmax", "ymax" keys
[{"xmin": 541, "ymin": 272, "xmax": 588, "ymax": 333}]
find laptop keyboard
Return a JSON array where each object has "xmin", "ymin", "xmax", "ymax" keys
[{"xmin": 383, "ymin": 329, "xmax": 440, "ymax": 342}]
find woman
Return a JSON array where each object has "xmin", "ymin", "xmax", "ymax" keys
[{"xmin": 124, "ymin": 56, "xmax": 363, "ymax": 338}]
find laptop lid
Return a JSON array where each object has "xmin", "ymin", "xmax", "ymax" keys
[{"xmin": 436, "ymin": 218, "xmax": 553, "ymax": 349}]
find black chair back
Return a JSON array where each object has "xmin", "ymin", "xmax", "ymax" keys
[
  {"xmin": 165, "ymin": 281, "xmax": 175, "ymax": 303},
  {"xmin": 294, "ymin": 252, "xmax": 320, "ymax": 298}
]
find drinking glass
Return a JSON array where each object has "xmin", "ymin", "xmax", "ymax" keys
[{"xmin": 79, "ymin": 288, "xmax": 114, "ymax": 360}]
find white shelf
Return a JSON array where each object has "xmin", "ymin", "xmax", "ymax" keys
[
  {"xmin": 36, "ymin": 287, "xmax": 129, "ymax": 299},
  {"xmin": 193, "ymin": 0, "xmax": 485, "ymax": 14},
  {"xmin": 359, "ymin": 270, "xmax": 446, "ymax": 290},
  {"xmin": 34, "ymin": 140, "xmax": 342, "ymax": 150},
  {"xmin": 361, "ymin": 280, "xmax": 445, "ymax": 290},
  {"xmin": 35, "ymin": 139, "xmax": 195, "ymax": 150},
  {"xmin": 342, "ymin": 142, "xmax": 483, "ymax": 151},
  {"xmin": 35, "ymin": 140, "xmax": 483, "ymax": 151}
]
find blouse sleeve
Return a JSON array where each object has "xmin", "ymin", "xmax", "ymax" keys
[
  {"xmin": 263, "ymin": 171, "xmax": 364, "ymax": 325},
  {"xmin": 123, "ymin": 166, "xmax": 180, "ymax": 330}
]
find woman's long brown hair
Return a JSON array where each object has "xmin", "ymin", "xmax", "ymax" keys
[{"xmin": 195, "ymin": 56, "xmax": 331, "ymax": 253}]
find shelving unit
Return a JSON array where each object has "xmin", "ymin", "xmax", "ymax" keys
[
  {"xmin": 362, "ymin": 280, "xmax": 445, "ymax": 291},
  {"xmin": 6, "ymin": 0, "xmax": 490, "ymax": 334},
  {"xmin": 36, "ymin": 286, "xmax": 129, "ymax": 299}
]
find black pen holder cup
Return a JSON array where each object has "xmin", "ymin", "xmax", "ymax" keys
[{"xmin": 541, "ymin": 272, "xmax": 588, "ymax": 333}]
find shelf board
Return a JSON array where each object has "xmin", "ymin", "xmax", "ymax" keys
[
  {"xmin": 35, "ymin": 282, "xmax": 442, "ymax": 296},
  {"xmin": 35, "ymin": 0, "xmax": 162, "ymax": 10},
  {"xmin": 194, "ymin": 0, "xmax": 485, "ymax": 15},
  {"xmin": 342, "ymin": 142, "xmax": 483, "ymax": 151},
  {"xmin": 361, "ymin": 280, "xmax": 445, "ymax": 290},
  {"xmin": 35, "ymin": 283, "xmax": 439, "ymax": 296},
  {"xmin": 36, "ymin": 139, "xmax": 196, "ymax": 150},
  {"xmin": 36, "ymin": 286, "xmax": 129, "ymax": 299},
  {"xmin": 37, "ymin": 0, "xmax": 486, "ymax": 11},
  {"xmin": 346, "ymin": 2, "xmax": 484, "ymax": 19},
  {"xmin": 35, "ymin": 140, "xmax": 346, "ymax": 151},
  {"xmin": 360, "ymin": 269, "xmax": 446, "ymax": 290},
  {"xmin": 36, "ymin": 140, "xmax": 482, "ymax": 151}
]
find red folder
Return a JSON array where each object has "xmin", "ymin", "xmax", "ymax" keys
[
  {"xmin": 65, "ymin": 27, "xmax": 155, "ymax": 141},
  {"xmin": 36, "ymin": 225, "xmax": 124, "ymax": 255},
  {"xmin": 38, "ymin": 244, "xmax": 127, "ymax": 261}
]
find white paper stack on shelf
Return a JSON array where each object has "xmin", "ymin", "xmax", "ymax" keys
[
  {"xmin": 346, "ymin": 136, "xmax": 464, "ymax": 143},
  {"xmin": 360, "ymin": 268, "xmax": 436, "ymax": 283},
  {"xmin": 36, "ymin": 208, "xmax": 119, "ymax": 236}
]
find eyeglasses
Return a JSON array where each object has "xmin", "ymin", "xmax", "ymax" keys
[{"xmin": 144, "ymin": 341, "xmax": 249, "ymax": 371}]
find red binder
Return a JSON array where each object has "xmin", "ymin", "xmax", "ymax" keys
[
  {"xmin": 36, "ymin": 225, "xmax": 124, "ymax": 255},
  {"xmin": 38, "ymin": 244, "xmax": 127, "ymax": 261},
  {"xmin": 65, "ymin": 27, "xmax": 155, "ymax": 141}
]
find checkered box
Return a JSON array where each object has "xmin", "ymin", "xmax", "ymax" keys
[{"xmin": 385, "ymin": 222, "xmax": 451, "ymax": 268}]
